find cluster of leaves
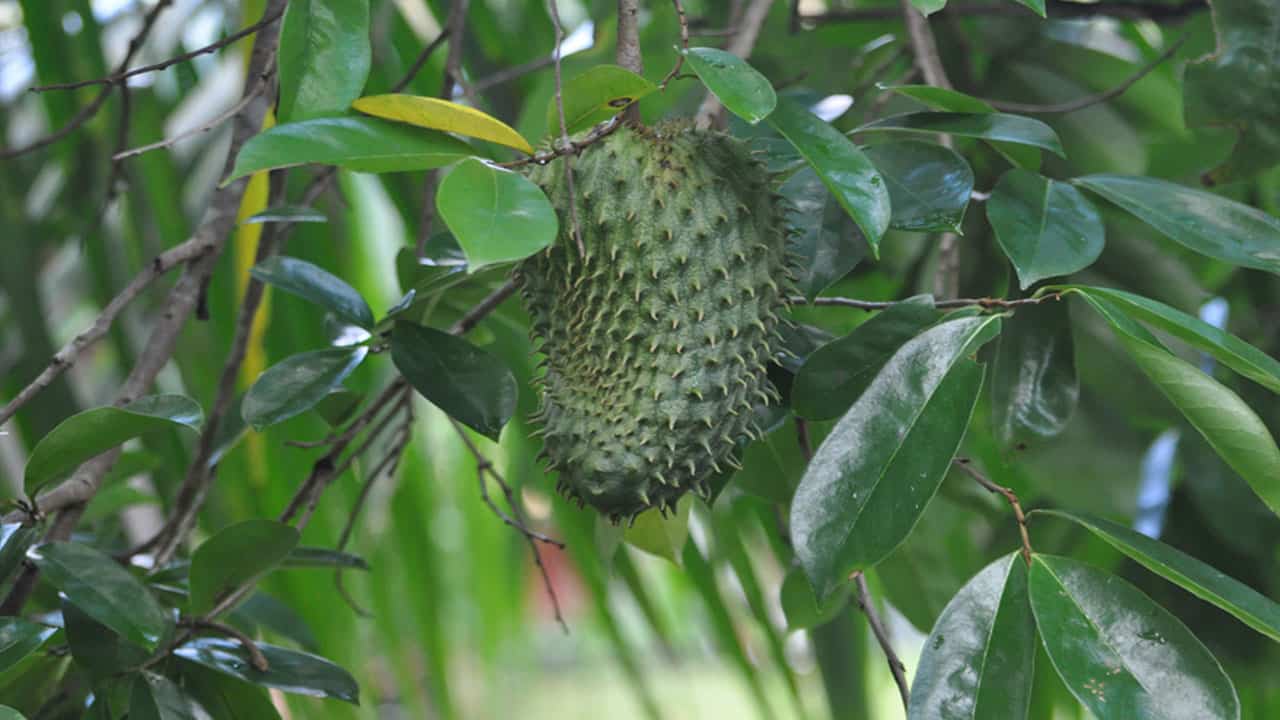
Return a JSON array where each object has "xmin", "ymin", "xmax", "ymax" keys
[{"xmin": 3, "ymin": 0, "xmax": 1280, "ymax": 718}]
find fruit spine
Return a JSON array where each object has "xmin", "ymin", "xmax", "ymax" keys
[{"xmin": 517, "ymin": 122, "xmax": 792, "ymax": 522}]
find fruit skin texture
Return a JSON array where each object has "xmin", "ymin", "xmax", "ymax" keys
[{"xmin": 516, "ymin": 122, "xmax": 791, "ymax": 521}]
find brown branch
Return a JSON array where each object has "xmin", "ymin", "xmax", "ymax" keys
[
  {"xmin": 473, "ymin": 56, "xmax": 557, "ymax": 92},
  {"xmin": 984, "ymin": 36, "xmax": 1186, "ymax": 114},
  {"xmin": 391, "ymin": 33, "xmax": 450, "ymax": 93},
  {"xmin": 659, "ymin": 0, "xmax": 692, "ymax": 89},
  {"xmin": 499, "ymin": 116, "xmax": 624, "ymax": 169},
  {"xmin": 852, "ymin": 571, "xmax": 910, "ymax": 710},
  {"xmin": 113, "ymin": 73, "xmax": 271, "ymax": 161},
  {"xmin": 2, "ymin": 0, "xmax": 175, "ymax": 159},
  {"xmin": 788, "ymin": 291, "xmax": 1063, "ymax": 312},
  {"xmin": 441, "ymin": 0, "xmax": 474, "ymax": 99},
  {"xmin": 31, "ymin": 8, "xmax": 285, "ymax": 93},
  {"xmin": 694, "ymin": 0, "xmax": 774, "ymax": 127},
  {"xmin": 954, "ymin": 458, "xmax": 1033, "ymax": 565},
  {"xmin": 449, "ymin": 280, "xmax": 519, "ymax": 334},
  {"xmin": 0, "ymin": 0, "xmax": 288, "ymax": 617}
]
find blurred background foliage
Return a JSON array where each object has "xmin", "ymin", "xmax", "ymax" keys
[{"xmin": 2, "ymin": 0, "xmax": 1280, "ymax": 717}]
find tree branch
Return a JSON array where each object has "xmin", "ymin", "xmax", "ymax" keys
[
  {"xmin": 660, "ymin": 0, "xmax": 692, "ymax": 89},
  {"xmin": 954, "ymin": 458, "xmax": 1034, "ymax": 565},
  {"xmin": 788, "ymin": 291, "xmax": 1063, "ymax": 311},
  {"xmin": 694, "ymin": 0, "xmax": 774, "ymax": 127},
  {"xmin": 852, "ymin": 571, "xmax": 911, "ymax": 710}
]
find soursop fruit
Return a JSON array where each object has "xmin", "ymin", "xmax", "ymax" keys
[{"xmin": 516, "ymin": 122, "xmax": 793, "ymax": 522}]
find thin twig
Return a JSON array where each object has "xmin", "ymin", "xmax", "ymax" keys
[
  {"xmin": 694, "ymin": 0, "xmax": 773, "ymax": 127},
  {"xmin": 449, "ymin": 420, "xmax": 568, "ymax": 633},
  {"xmin": 985, "ymin": 36, "xmax": 1186, "ymax": 114},
  {"xmin": 794, "ymin": 418, "xmax": 813, "ymax": 460},
  {"xmin": 788, "ymin": 292, "xmax": 1063, "ymax": 311},
  {"xmin": 31, "ymin": 8, "xmax": 285, "ymax": 93},
  {"xmin": 113, "ymin": 72, "xmax": 271, "ymax": 160},
  {"xmin": 449, "ymin": 280, "xmax": 519, "ymax": 334},
  {"xmin": 659, "ymin": 0, "xmax": 691, "ymax": 89},
  {"xmin": 473, "ymin": 56, "xmax": 557, "ymax": 92},
  {"xmin": 852, "ymin": 571, "xmax": 910, "ymax": 711},
  {"xmin": 184, "ymin": 619, "xmax": 270, "ymax": 671},
  {"xmin": 954, "ymin": 458, "xmax": 1033, "ymax": 565},
  {"xmin": 499, "ymin": 116, "xmax": 624, "ymax": 169},
  {"xmin": 391, "ymin": 32, "xmax": 450, "ymax": 93},
  {"xmin": 441, "ymin": 0, "xmax": 474, "ymax": 99}
]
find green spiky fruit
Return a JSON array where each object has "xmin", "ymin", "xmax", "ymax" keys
[{"xmin": 517, "ymin": 122, "xmax": 792, "ymax": 522}]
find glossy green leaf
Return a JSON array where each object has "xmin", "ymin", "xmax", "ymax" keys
[
  {"xmin": 863, "ymin": 141, "xmax": 974, "ymax": 233},
  {"xmin": 990, "ymin": 301, "xmax": 1078, "ymax": 446},
  {"xmin": 189, "ymin": 519, "xmax": 300, "ymax": 615},
  {"xmin": 987, "ymin": 169, "xmax": 1104, "ymax": 289},
  {"xmin": 547, "ymin": 65, "xmax": 657, "ymax": 135},
  {"xmin": 250, "ymin": 256, "xmax": 375, "ymax": 329},
  {"xmin": 130, "ymin": 672, "xmax": 199, "ymax": 720},
  {"xmin": 277, "ymin": 0, "xmax": 371, "ymax": 121},
  {"xmin": 778, "ymin": 167, "xmax": 868, "ymax": 299},
  {"xmin": 174, "ymin": 638, "xmax": 358, "ymax": 704},
  {"xmin": 178, "ymin": 662, "xmax": 282, "ymax": 720},
  {"xmin": 435, "ymin": 158, "xmax": 558, "ymax": 270},
  {"xmin": 767, "ymin": 97, "xmax": 892, "ymax": 255},
  {"xmin": 244, "ymin": 206, "xmax": 328, "ymax": 225},
  {"xmin": 1074, "ymin": 175, "xmax": 1280, "ymax": 275},
  {"xmin": 354, "ymin": 95, "xmax": 534, "ymax": 154},
  {"xmin": 242, "ymin": 347, "xmax": 367, "ymax": 431},
  {"xmin": 792, "ymin": 297, "xmax": 942, "ymax": 420},
  {"xmin": 780, "ymin": 564, "xmax": 849, "ymax": 630},
  {"xmin": 284, "ymin": 547, "xmax": 370, "ymax": 571},
  {"xmin": 856, "ymin": 112, "xmax": 1066, "ymax": 157},
  {"xmin": 0, "ymin": 706, "xmax": 24, "ymax": 720},
  {"xmin": 684, "ymin": 47, "xmax": 777, "ymax": 124},
  {"xmin": 1060, "ymin": 286, "xmax": 1280, "ymax": 394},
  {"xmin": 24, "ymin": 395, "xmax": 202, "ymax": 495},
  {"xmin": 910, "ymin": 554, "xmax": 1036, "ymax": 720},
  {"xmin": 791, "ymin": 316, "xmax": 999, "ymax": 599},
  {"xmin": 0, "ymin": 619, "xmax": 55, "ymax": 673},
  {"xmin": 1029, "ymin": 554, "xmax": 1240, "ymax": 720},
  {"xmin": 1183, "ymin": 0, "xmax": 1280, "ymax": 179},
  {"xmin": 63, "ymin": 599, "xmax": 148, "ymax": 678},
  {"xmin": 909, "ymin": 0, "xmax": 946, "ymax": 16},
  {"xmin": 879, "ymin": 86, "xmax": 1041, "ymax": 168},
  {"xmin": 0, "ymin": 524, "xmax": 38, "ymax": 586},
  {"xmin": 623, "ymin": 498, "xmax": 690, "ymax": 563},
  {"xmin": 27, "ymin": 541, "xmax": 170, "ymax": 650},
  {"xmin": 1078, "ymin": 294, "xmax": 1280, "ymax": 517},
  {"xmin": 390, "ymin": 321, "xmax": 517, "ymax": 439},
  {"xmin": 228, "ymin": 117, "xmax": 474, "ymax": 181},
  {"xmin": 1038, "ymin": 510, "xmax": 1280, "ymax": 644}
]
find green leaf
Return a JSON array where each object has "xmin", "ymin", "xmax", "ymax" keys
[
  {"xmin": 353, "ymin": 94, "xmax": 534, "ymax": 154},
  {"xmin": 0, "ymin": 706, "xmax": 25, "ymax": 720},
  {"xmin": 856, "ymin": 112, "xmax": 1066, "ymax": 157},
  {"xmin": 909, "ymin": 554, "xmax": 1036, "ymax": 720},
  {"xmin": 27, "ymin": 541, "xmax": 171, "ymax": 650},
  {"xmin": 987, "ymin": 169, "xmax": 1105, "ymax": 289},
  {"xmin": 251, "ymin": 256, "xmax": 375, "ymax": 329},
  {"xmin": 791, "ymin": 316, "xmax": 999, "ymax": 599},
  {"xmin": 792, "ymin": 297, "xmax": 943, "ymax": 420},
  {"xmin": 189, "ymin": 520, "xmax": 300, "ymax": 615},
  {"xmin": 778, "ymin": 167, "xmax": 868, "ymax": 299},
  {"xmin": 1077, "ymin": 294, "xmax": 1280, "ymax": 517},
  {"xmin": 909, "ymin": 0, "xmax": 946, "ymax": 17},
  {"xmin": 1011, "ymin": 0, "xmax": 1046, "ymax": 17},
  {"xmin": 283, "ymin": 547, "xmax": 370, "ymax": 571},
  {"xmin": 878, "ymin": 86, "xmax": 1041, "ymax": 168},
  {"xmin": 780, "ymin": 565, "xmax": 849, "ymax": 630},
  {"xmin": 1059, "ymin": 286, "xmax": 1280, "ymax": 394},
  {"xmin": 130, "ymin": 672, "xmax": 200, "ymax": 720},
  {"xmin": 312, "ymin": 388, "xmax": 363, "ymax": 427},
  {"xmin": 767, "ymin": 97, "xmax": 892, "ymax": 256},
  {"xmin": 435, "ymin": 158, "xmax": 558, "ymax": 270},
  {"xmin": 174, "ymin": 638, "xmax": 359, "ymax": 704},
  {"xmin": 242, "ymin": 348, "xmax": 367, "ymax": 431},
  {"xmin": 0, "ymin": 524, "xmax": 38, "ymax": 587},
  {"xmin": 1074, "ymin": 175, "xmax": 1280, "ymax": 275},
  {"xmin": 990, "ymin": 301, "xmax": 1078, "ymax": 446},
  {"xmin": 63, "ymin": 599, "xmax": 149, "ymax": 678},
  {"xmin": 390, "ymin": 321, "xmax": 517, "ymax": 439},
  {"xmin": 277, "ymin": 0, "xmax": 371, "ymax": 121},
  {"xmin": 244, "ymin": 206, "xmax": 328, "ymax": 225},
  {"xmin": 179, "ymin": 661, "xmax": 282, "ymax": 720},
  {"xmin": 623, "ymin": 498, "xmax": 690, "ymax": 563},
  {"xmin": 546, "ymin": 65, "xmax": 657, "ymax": 135},
  {"xmin": 684, "ymin": 47, "xmax": 777, "ymax": 124},
  {"xmin": 863, "ymin": 141, "xmax": 974, "ymax": 233},
  {"xmin": 0, "ymin": 619, "xmax": 55, "ymax": 673},
  {"xmin": 24, "ymin": 395, "xmax": 202, "ymax": 495},
  {"xmin": 227, "ymin": 117, "xmax": 474, "ymax": 181},
  {"xmin": 1036, "ymin": 510, "xmax": 1280, "ymax": 644},
  {"xmin": 1028, "ymin": 554, "xmax": 1240, "ymax": 720}
]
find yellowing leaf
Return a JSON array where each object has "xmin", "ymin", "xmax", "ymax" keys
[{"xmin": 353, "ymin": 94, "xmax": 534, "ymax": 154}]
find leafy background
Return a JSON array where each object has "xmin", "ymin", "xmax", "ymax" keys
[{"xmin": 2, "ymin": 0, "xmax": 1280, "ymax": 718}]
